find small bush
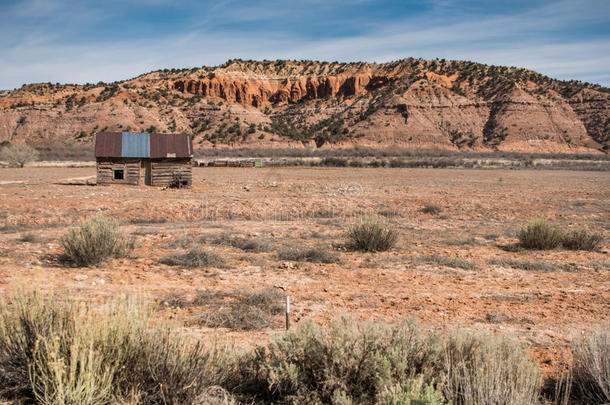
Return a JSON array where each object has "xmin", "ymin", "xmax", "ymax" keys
[
  {"xmin": 563, "ymin": 229, "xmax": 603, "ymax": 251},
  {"xmin": 572, "ymin": 327, "xmax": 610, "ymax": 403},
  {"xmin": 347, "ymin": 216, "xmax": 398, "ymax": 252},
  {"xmin": 518, "ymin": 218, "xmax": 564, "ymax": 250},
  {"xmin": 60, "ymin": 216, "xmax": 131, "ymax": 266},
  {"xmin": 161, "ymin": 247, "xmax": 224, "ymax": 268},
  {"xmin": 277, "ymin": 246, "xmax": 339, "ymax": 263},
  {"xmin": 420, "ymin": 204, "xmax": 442, "ymax": 215},
  {"xmin": 443, "ymin": 331, "xmax": 542, "ymax": 405}
]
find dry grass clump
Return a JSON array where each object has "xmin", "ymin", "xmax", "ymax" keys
[
  {"xmin": 488, "ymin": 258, "xmax": 562, "ymax": 272},
  {"xmin": 196, "ymin": 288, "xmax": 284, "ymax": 331},
  {"xmin": 518, "ymin": 218, "xmax": 564, "ymax": 250},
  {"xmin": 161, "ymin": 247, "xmax": 224, "ymax": 268},
  {"xmin": 0, "ymin": 293, "xmax": 233, "ymax": 405},
  {"xmin": 210, "ymin": 233, "xmax": 272, "ymax": 252},
  {"xmin": 277, "ymin": 246, "xmax": 339, "ymax": 263},
  {"xmin": 572, "ymin": 327, "xmax": 610, "ymax": 403},
  {"xmin": 563, "ymin": 229, "xmax": 603, "ymax": 251},
  {"xmin": 60, "ymin": 216, "xmax": 131, "ymax": 266},
  {"xmin": 418, "ymin": 254, "xmax": 476, "ymax": 270},
  {"xmin": 420, "ymin": 204, "xmax": 442, "ymax": 215},
  {"xmin": 347, "ymin": 216, "xmax": 398, "ymax": 252}
]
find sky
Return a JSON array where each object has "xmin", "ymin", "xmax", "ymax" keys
[{"xmin": 1, "ymin": 0, "xmax": 609, "ymax": 89}]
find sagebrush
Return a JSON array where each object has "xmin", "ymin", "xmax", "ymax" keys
[
  {"xmin": 0, "ymin": 293, "xmax": 234, "ymax": 405},
  {"xmin": 572, "ymin": 327, "xmax": 610, "ymax": 403},
  {"xmin": 347, "ymin": 216, "xmax": 398, "ymax": 252},
  {"xmin": 518, "ymin": 218, "xmax": 564, "ymax": 250},
  {"xmin": 60, "ymin": 216, "xmax": 131, "ymax": 266}
]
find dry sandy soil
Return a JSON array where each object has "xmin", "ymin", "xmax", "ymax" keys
[{"xmin": 0, "ymin": 167, "xmax": 608, "ymax": 374}]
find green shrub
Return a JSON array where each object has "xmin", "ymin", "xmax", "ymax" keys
[
  {"xmin": 563, "ymin": 229, "xmax": 603, "ymax": 251},
  {"xmin": 572, "ymin": 327, "xmax": 610, "ymax": 403},
  {"xmin": 347, "ymin": 216, "xmax": 398, "ymax": 252},
  {"xmin": 442, "ymin": 331, "xmax": 542, "ymax": 405},
  {"xmin": 518, "ymin": 218, "xmax": 564, "ymax": 250},
  {"xmin": 161, "ymin": 247, "xmax": 224, "ymax": 268},
  {"xmin": 60, "ymin": 216, "xmax": 131, "ymax": 266},
  {"xmin": 0, "ymin": 293, "xmax": 232, "ymax": 404},
  {"xmin": 277, "ymin": 246, "xmax": 339, "ymax": 263}
]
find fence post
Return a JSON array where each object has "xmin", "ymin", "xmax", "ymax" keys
[{"xmin": 285, "ymin": 295, "xmax": 290, "ymax": 331}]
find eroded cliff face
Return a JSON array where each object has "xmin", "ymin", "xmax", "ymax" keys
[
  {"xmin": 172, "ymin": 70, "xmax": 392, "ymax": 107},
  {"xmin": 0, "ymin": 58, "xmax": 608, "ymax": 153}
]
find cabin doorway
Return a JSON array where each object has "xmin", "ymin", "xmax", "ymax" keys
[{"xmin": 140, "ymin": 160, "xmax": 152, "ymax": 185}]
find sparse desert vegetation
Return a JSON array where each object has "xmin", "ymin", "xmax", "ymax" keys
[{"xmin": 0, "ymin": 166, "xmax": 608, "ymax": 404}]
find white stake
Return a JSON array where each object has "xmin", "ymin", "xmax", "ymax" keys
[{"xmin": 285, "ymin": 295, "xmax": 290, "ymax": 330}]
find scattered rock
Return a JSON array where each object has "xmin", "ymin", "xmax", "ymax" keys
[
  {"xmin": 73, "ymin": 274, "xmax": 88, "ymax": 281},
  {"xmin": 280, "ymin": 261, "xmax": 295, "ymax": 269}
]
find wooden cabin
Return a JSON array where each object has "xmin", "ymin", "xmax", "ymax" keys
[{"xmin": 95, "ymin": 132, "xmax": 193, "ymax": 187}]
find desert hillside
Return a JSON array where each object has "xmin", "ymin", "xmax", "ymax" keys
[{"xmin": 0, "ymin": 58, "xmax": 608, "ymax": 154}]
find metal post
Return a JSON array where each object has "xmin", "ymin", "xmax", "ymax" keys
[{"xmin": 285, "ymin": 295, "xmax": 290, "ymax": 330}]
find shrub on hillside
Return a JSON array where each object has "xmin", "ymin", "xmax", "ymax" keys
[
  {"xmin": 60, "ymin": 216, "xmax": 131, "ymax": 266},
  {"xmin": 347, "ymin": 216, "xmax": 398, "ymax": 252},
  {"xmin": 518, "ymin": 218, "xmax": 564, "ymax": 250}
]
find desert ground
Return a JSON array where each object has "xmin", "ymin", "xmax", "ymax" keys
[{"xmin": 0, "ymin": 166, "xmax": 608, "ymax": 374}]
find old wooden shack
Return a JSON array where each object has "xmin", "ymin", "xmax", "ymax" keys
[{"xmin": 95, "ymin": 132, "xmax": 193, "ymax": 187}]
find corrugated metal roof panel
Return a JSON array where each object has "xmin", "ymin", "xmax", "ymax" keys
[
  {"xmin": 95, "ymin": 132, "xmax": 122, "ymax": 157},
  {"xmin": 149, "ymin": 132, "xmax": 167, "ymax": 158},
  {"xmin": 150, "ymin": 133, "xmax": 192, "ymax": 158},
  {"xmin": 121, "ymin": 132, "xmax": 150, "ymax": 158}
]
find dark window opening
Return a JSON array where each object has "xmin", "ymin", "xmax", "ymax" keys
[{"xmin": 113, "ymin": 169, "xmax": 124, "ymax": 180}]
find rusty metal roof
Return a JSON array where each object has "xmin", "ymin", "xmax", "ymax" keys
[{"xmin": 95, "ymin": 132, "xmax": 192, "ymax": 158}]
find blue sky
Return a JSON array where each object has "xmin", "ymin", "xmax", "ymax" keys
[{"xmin": 1, "ymin": 0, "xmax": 609, "ymax": 89}]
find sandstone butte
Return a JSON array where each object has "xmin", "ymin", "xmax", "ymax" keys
[{"xmin": 0, "ymin": 58, "xmax": 608, "ymax": 154}]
